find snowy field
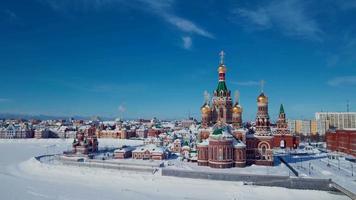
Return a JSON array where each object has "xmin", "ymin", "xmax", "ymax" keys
[{"xmin": 0, "ymin": 139, "xmax": 349, "ymax": 200}]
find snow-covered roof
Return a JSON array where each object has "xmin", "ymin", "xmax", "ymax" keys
[
  {"xmin": 132, "ymin": 144, "xmax": 165, "ymax": 153},
  {"xmin": 197, "ymin": 139, "xmax": 209, "ymax": 147},
  {"xmin": 114, "ymin": 146, "xmax": 135, "ymax": 153},
  {"xmin": 233, "ymin": 139, "xmax": 246, "ymax": 148}
]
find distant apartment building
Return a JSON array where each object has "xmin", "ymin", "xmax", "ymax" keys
[
  {"xmin": 315, "ymin": 112, "xmax": 356, "ymax": 135},
  {"xmin": 287, "ymin": 119, "xmax": 317, "ymax": 136}
]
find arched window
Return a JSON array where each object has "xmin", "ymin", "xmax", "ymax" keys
[
  {"xmin": 280, "ymin": 140, "xmax": 286, "ymax": 148},
  {"xmin": 218, "ymin": 148, "xmax": 223, "ymax": 161}
]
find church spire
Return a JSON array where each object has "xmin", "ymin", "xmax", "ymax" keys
[
  {"xmin": 216, "ymin": 50, "xmax": 228, "ymax": 93},
  {"xmin": 279, "ymin": 104, "xmax": 285, "ymax": 114}
]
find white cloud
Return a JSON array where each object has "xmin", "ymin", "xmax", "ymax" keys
[
  {"xmin": 233, "ymin": 0, "xmax": 322, "ymax": 41},
  {"xmin": 182, "ymin": 36, "xmax": 192, "ymax": 49},
  {"xmin": 165, "ymin": 15, "xmax": 214, "ymax": 38},
  {"xmin": 40, "ymin": 0, "xmax": 214, "ymax": 39},
  {"xmin": 328, "ymin": 76, "xmax": 356, "ymax": 86},
  {"xmin": 134, "ymin": 0, "xmax": 214, "ymax": 38}
]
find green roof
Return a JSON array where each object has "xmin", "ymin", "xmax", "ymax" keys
[
  {"xmin": 279, "ymin": 104, "xmax": 285, "ymax": 114},
  {"xmin": 216, "ymin": 81, "xmax": 228, "ymax": 93},
  {"xmin": 212, "ymin": 128, "xmax": 223, "ymax": 135}
]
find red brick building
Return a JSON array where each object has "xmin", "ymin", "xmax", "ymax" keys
[
  {"xmin": 326, "ymin": 129, "xmax": 356, "ymax": 156},
  {"xmin": 197, "ymin": 124, "xmax": 246, "ymax": 168},
  {"xmin": 114, "ymin": 146, "xmax": 135, "ymax": 159},
  {"xmin": 72, "ymin": 126, "xmax": 98, "ymax": 155},
  {"xmin": 197, "ymin": 51, "xmax": 298, "ymax": 168},
  {"xmin": 132, "ymin": 144, "xmax": 166, "ymax": 160}
]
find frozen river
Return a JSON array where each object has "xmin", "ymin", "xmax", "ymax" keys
[{"xmin": 0, "ymin": 139, "xmax": 350, "ymax": 200}]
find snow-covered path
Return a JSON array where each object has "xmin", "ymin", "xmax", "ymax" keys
[{"xmin": 0, "ymin": 139, "xmax": 350, "ymax": 200}]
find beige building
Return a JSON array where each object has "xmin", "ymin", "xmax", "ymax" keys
[{"xmin": 288, "ymin": 119, "xmax": 317, "ymax": 136}]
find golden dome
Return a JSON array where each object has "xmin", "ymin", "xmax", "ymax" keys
[
  {"xmin": 201, "ymin": 104, "xmax": 211, "ymax": 114},
  {"xmin": 218, "ymin": 64, "xmax": 226, "ymax": 73},
  {"xmin": 257, "ymin": 93, "xmax": 268, "ymax": 103},
  {"xmin": 232, "ymin": 105, "xmax": 242, "ymax": 114},
  {"xmin": 233, "ymin": 105, "xmax": 242, "ymax": 113}
]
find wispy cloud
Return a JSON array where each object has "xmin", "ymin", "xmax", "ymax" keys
[
  {"xmin": 328, "ymin": 76, "xmax": 356, "ymax": 86},
  {"xmin": 334, "ymin": 0, "xmax": 356, "ymax": 10},
  {"xmin": 39, "ymin": 0, "xmax": 214, "ymax": 49},
  {"xmin": 231, "ymin": 81, "xmax": 260, "ymax": 86},
  {"xmin": 164, "ymin": 15, "xmax": 213, "ymax": 38},
  {"xmin": 182, "ymin": 36, "xmax": 192, "ymax": 49},
  {"xmin": 325, "ymin": 33, "xmax": 356, "ymax": 67},
  {"xmin": 1, "ymin": 9, "xmax": 18, "ymax": 23},
  {"xmin": 0, "ymin": 98, "xmax": 11, "ymax": 102},
  {"xmin": 140, "ymin": 0, "xmax": 213, "ymax": 38},
  {"xmin": 232, "ymin": 0, "xmax": 322, "ymax": 41}
]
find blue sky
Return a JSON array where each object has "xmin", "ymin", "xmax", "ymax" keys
[{"xmin": 0, "ymin": 0, "xmax": 356, "ymax": 120}]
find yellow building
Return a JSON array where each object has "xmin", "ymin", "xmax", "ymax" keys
[
  {"xmin": 310, "ymin": 120, "xmax": 318, "ymax": 135},
  {"xmin": 295, "ymin": 120, "xmax": 303, "ymax": 135}
]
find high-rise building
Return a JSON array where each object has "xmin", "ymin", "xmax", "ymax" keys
[
  {"xmin": 315, "ymin": 112, "xmax": 356, "ymax": 135},
  {"xmin": 288, "ymin": 119, "xmax": 317, "ymax": 136}
]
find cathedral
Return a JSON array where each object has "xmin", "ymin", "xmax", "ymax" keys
[{"xmin": 197, "ymin": 51, "xmax": 299, "ymax": 168}]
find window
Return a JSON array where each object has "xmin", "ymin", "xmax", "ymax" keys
[{"xmin": 218, "ymin": 148, "xmax": 223, "ymax": 161}]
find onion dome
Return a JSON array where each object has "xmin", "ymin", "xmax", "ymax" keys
[
  {"xmin": 218, "ymin": 64, "xmax": 226, "ymax": 73},
  {"xmin": 233, "ymin": 103, "xmax": 242, "ymax": 114},
  {"xmin": 257, "ymin": 92, "xmax": 268, "ymax": 103},
  {"xmin": 201, "ymin": 103, "xmax": 211, "ymax": 114}
]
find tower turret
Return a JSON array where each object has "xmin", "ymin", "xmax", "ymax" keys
[
  {"xmin": 232, "ymin": 90, "xmax": 243, "ymax": 128},
  {"xmin": 211, "ymin": 51, "xmax": 233, "ymax": 124},
  {"xmin": 255, "ymin": 80, "xmax": 271, "ymax": 135},
  {"xmin": 276, "ymin": 104, "xmax": 289, "ymax": 134}
]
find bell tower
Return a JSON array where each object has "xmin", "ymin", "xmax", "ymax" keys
[
  {"xmin": 255, "ymin": 80, "xmax": 271, "ymax": 135},
  {"xmin": 211, "ymin": 51, "xmax": 233, "ymax": 124}
]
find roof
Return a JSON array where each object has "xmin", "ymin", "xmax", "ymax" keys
[
  {"xmin": 132, "ymin": 144, "xmax": 165, "ymax": 153},
  {"xmin": 212, "ymin": 128, "xmax": 223, "ymax": 135},
  {"xmin": 216, "ymin": 81, "xmax": 228, "ymax": 93},
  {"xmin": 114, "ymin": 146, "xmax": 135, "ymax": 153},
  {"xmin": 279, "ymin": 104, "xmax": 285, "ymax": 114}
]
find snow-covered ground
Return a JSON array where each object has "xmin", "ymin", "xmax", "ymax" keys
[
  {"xmin": 166, "ymin": 159, "xmax": 293, "ymax": 176},
  {"xmin": 0, "ymin": 139, "xmax": 349, "ymax": 200},
  {"xmin": 285, "ymin": 153, "xmax": 356, "ymax": 196}
]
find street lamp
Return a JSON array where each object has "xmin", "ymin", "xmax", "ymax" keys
[{"xmin": 352, "ymin": 164, "xmax": 354, "ymax": 177}]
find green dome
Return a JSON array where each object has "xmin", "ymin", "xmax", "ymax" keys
[{"xmin": 212, "ymin": 128, "xmax": 223, "ymax": 135}]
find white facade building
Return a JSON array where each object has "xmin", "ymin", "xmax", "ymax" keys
[{"xmin": 315, "ymin": 112, "xmax": 356, "ymax": 135}]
